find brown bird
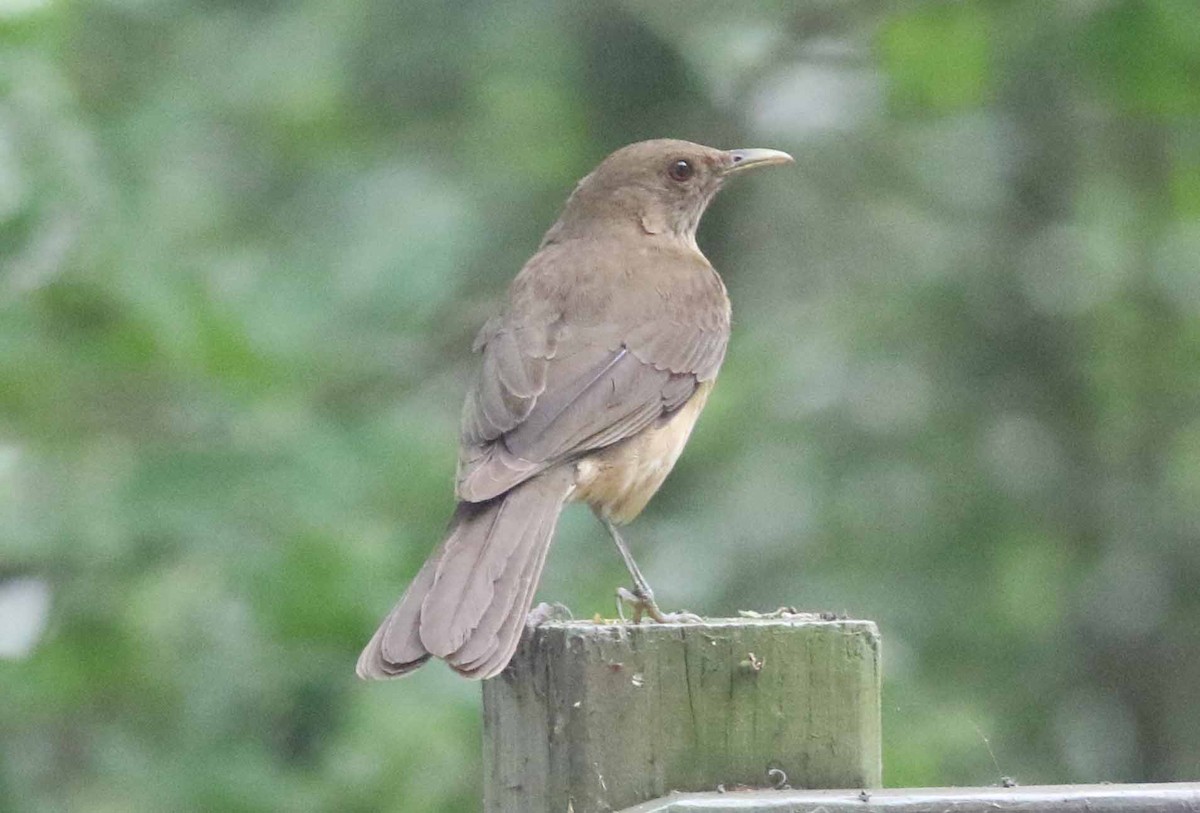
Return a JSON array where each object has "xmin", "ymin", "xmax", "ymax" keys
[{"xmin": 357, "ymin": 139, "xmax": 792, "ymax": 680}]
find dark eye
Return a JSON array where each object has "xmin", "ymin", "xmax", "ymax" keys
[{"xmin": 667, "ymin": 158, "xmax": 694, "ymax": 182}]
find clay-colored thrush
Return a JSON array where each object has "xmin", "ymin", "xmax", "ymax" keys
[{"xmin": 357, "ymin": 139, "xmax": 792, "ymax": 680}]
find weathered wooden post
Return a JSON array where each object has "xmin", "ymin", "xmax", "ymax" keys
[{"xmin": 482, "ymin": 615, "xmax": 882, "ymax": 813}]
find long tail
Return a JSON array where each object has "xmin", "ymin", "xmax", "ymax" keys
[{"xmin": 356, "ymin": 467, "xmax": 574, "ymax": 680}]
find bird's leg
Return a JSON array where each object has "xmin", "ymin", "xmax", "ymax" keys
[
  {"xmin": 602, "ymin": 518, "xmax": 701, "ymax": 624},
  {"xmin": 604, "ymin": 518, "xmax": 656, "ymax": 606}
]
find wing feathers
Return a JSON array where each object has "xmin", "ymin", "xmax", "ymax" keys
[
  {"xmin": 457, "ymin": 347, "xmax": 687, "ymax": 501},
  {"xmin": 456, "ymin": 247, "xmax": 729, "ymax": 503}
]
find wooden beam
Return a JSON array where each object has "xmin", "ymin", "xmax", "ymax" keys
[
  {"xmin": 616, "ymin": 782, "xmax": 1200, "ymax": 812},
  {"xmin": 482, "ymin": 616, "xmax": 881, "ymax": 813}
]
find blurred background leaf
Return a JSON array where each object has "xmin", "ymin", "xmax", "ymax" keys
[{"xmin": 2, "ymin": 1, "xmax": 1199, "ymax": 810}]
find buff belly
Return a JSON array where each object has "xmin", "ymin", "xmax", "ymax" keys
[{"xmin": 571, "ymin": 381, "xmax": 713, "ymax": 524}]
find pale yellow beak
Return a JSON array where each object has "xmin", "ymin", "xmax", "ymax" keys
[{"xmin": 723, "ymin": 148, "xmax": 795, "ymax": 174}]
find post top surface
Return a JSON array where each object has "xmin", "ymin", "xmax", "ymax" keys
[{"xmin": 532, "ymin": 615, "xmax": 879, "ymax": 633}]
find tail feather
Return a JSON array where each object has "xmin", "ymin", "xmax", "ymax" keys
[
  {"xmin": 448, "ymin": 491, "xmax": 561, "ymax": 676},
  {"xmin": 420, "ymin": 492, "xmax": 540, "ymax": 657},
  {"xmin": 356, "ymin": 468, "xmax": 574, "ymax": 681},
  {"xmin": 453, "ymin": 503, "xmax": 559, "ymax": 678},
  {"xmin": 355, "ymin": 555, "xmax": 437, "ymax": 678}
]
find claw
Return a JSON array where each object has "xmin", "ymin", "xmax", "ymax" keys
[
  {"xmin": 526, "ymin": 601, "xmax": 573, "ymax": 628},
  {"xmin": 617, "ymin": 586, "xmax": 700, "ymax": 624}
]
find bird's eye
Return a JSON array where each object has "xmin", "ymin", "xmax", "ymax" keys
[{"xmin": 667, "ymin": 159, "xmax": 694, "ymax": 182}]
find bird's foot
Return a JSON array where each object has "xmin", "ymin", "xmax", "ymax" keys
[
  {"xmin": 616, "ymin": 586, "xmax": 702, "ymax": 624},
  {"xmin": 526, "ymin": 601, "xmax": 573, "ymax": 628}
]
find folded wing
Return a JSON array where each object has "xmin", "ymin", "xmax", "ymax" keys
[{"xmin": 456, "ymin": 312, "xmax": 725, "ymax": 503}]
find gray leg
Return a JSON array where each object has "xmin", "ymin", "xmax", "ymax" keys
[{"xmin": 602, "ymin": 518, "xmax": 701, "ymax": 624}]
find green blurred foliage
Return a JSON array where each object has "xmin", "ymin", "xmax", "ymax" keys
[{"xmin": 2, "ymin": 0, "xmax": 1199, "ymax": 810}]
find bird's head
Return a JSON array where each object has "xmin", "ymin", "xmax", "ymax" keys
[{"xmin": 548, "ymin": 139, "xmax": 793, "ymax": 246}]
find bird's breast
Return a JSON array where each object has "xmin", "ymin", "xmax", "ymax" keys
[{"xmin": 571, "ymin": 381, "xmax": 714, "ymax": 524}]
